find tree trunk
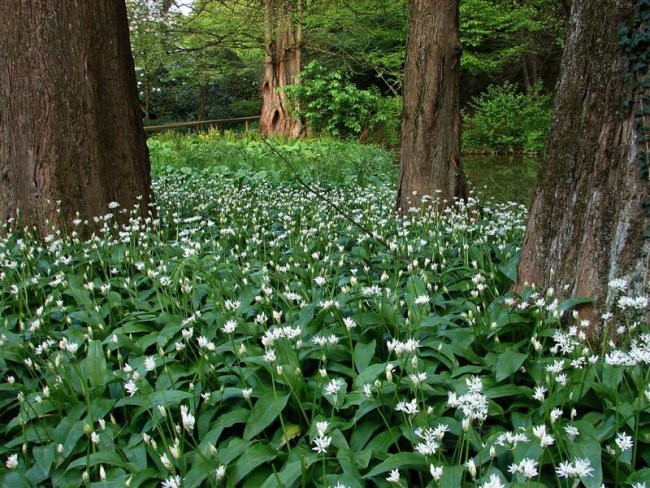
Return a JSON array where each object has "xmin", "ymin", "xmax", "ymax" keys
[
  {"xmin": 0, "ymin": 1, "xmax": 152, "ymax": 238},
  {"xmin": 259, "ymin": 0, "xmax": 303, "ymax": 138},
  {"xmin": 198, "ymin": 85, "xmax": 207, "ymax": 122},
  {"xmin": 516, "ymin": 0, "xmax": 649, "ymax": 327},
  {"xmin": 396, "ymin": 0, "xmax": 468, "ymax": 213}
]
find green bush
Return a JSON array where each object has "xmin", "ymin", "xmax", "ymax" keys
[
  {"xmin": 285, "ymin": 62, "xmax": 396, "ymax": 142},
  {"xmin": 462, "ymin": 82, "xmax": 552, "ymax": 153},
  {"xmin": 365, "ymin": 95, "xmax": 402, "ymax": 148}
]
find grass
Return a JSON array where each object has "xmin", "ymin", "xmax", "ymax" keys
[{"xmin": 0, "ymin": 136, "xmax": 648, "ymax": 487}]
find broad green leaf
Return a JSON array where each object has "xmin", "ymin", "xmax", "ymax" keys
[
  {"xmin": 66, "ymin": 451, "xmax": 137, "ymax": 472},
  {"xmin": 243, "ymin": 392, "xmax": 290, "ymax": 440},
  {"xmin": 363, "ymin": 452, "xmax": 428, "ymax": 478},
  {"xmin": 229, "ymin": 443, "xmax": 278, "ymax": 486},
  {"xmin": 86, "ymin": 340, "xmax": 107, "ymax": 388},
  {"xmin": 495, "ymin": 350, "xmax": 527, "ymax": 382},
  {"xmin": 353, "ymin": 340, "xmax": 376, "ymax": 374}
]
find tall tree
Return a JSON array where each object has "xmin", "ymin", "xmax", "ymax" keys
[
  {"xmin": 516, "ymin": 0, "xmax": 649, "ymax": 325},
  {"xmin": 396, "ymin": 0, "xmax": 468, "ymax": 212},
  {"xmin": 0, "ymin": 1, "xmax": 152, "ymax": 237},
  {"xmin": 260, "ymin": 0, "xmax": 303, "ymax": 137}
]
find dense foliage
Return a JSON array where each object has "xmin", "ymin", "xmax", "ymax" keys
[
  {"xmin": 147, "ymin": 132, "xmax": 397, "ymax": 186},
  {"xmin": 0, "ymin": 150, "xmax": 648, "ymax": 487},
  {"xmin": 126, "ymin": 0, "xmax": 566, "ymax": 148},
  {"xmin": 283, "ymin": 62, "xmax": 401, "ymax": 145},
  {"xmin": 462, "ymin": 83, "xmax": 553, "ymax": 153}
]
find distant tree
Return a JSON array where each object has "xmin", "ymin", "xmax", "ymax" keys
[
  {"xmin": 0, "ymin": 1, "xmax": 152, "ymax": 237},
  {"xmin": 516, "ymin": 0, "xmax": 649, "ymax": 326},
  {"xmin": 397, "ymin": 0, "xmax": 468, "ymax": 212},
  {"xmin": 260, "ymin": 0, "xmax": 304, "ymax": 137}
]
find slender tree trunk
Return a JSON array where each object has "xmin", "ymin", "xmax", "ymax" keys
[
  {"xmin": 0, "ymin": 1, "xmax": 152, "ymax": 237},
  {"xmin": 516, "ymin": 0, "xmax": 649, "ymax": 327},
  {"xmin": 198, "ymin": 85, "xmax": 207, "ymax": 122},
  {"xmin": 259, "ymin": 0, "xmax": 303, "ymax": 138},
  {"xmin": 396, "ymin": 0, "xmax": 468, "ymax": 213}
]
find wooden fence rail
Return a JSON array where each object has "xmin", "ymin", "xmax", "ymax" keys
[{"xmin": 144, "ymin": 115, "xmax": 261, "ymax": 133}]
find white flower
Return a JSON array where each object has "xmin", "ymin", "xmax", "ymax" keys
[
  {"xmin": 395, "ymin": 398, "xmax": 419, "ymax": 416},
  {"xmin": 316, "ymin": 421, "xmax": 329, "ymax": 437},
  {"xmin": 409, "ymin": 372, "xmax": 427, "ymax": 386},
  {"xmin": 618, "ymin": 295, "xmax": 647, "ymax": 310},
  {"xmin": 124, "ymin": 379, "xmax": 138, "ymax": 396},
  {"xmin": 415, "ymin": 295, "xmax": 430, "ymax": 305},
  {"xmin": 144, "ymin": 356, "xmax": 156, "ymax": 372},
  {"xmin": 324, "ymin": 378, "xmax": 346, "ymax": 398},
  {"xmin": 161, "ymin": 475, "xmax": 182, "ymax": 488},
  {"xmin": 313, "ymin": 435, "xmax": 332, "ymax": 454},
  {"xmin": 91, "ymin": 432, "xmax": 100, "ymax": 444},
  {"xmin": 556, "ymin": 457, "xmax": 594, "ymax": 478},
  {"xmin": 430, "ymin": 464, "xmax": 443, "ymax": 481},
  {"xmin": 263, "ymin": 349, "xmax": 277, "ymax": 363},
  {"xmin": 5, "ymin": 454, "xmax": 18, "ymax": 469},
  {"xmin": 532, "ymin": 424, "xmax": 555, "ymax": 447},
  {"xmin": 608, "ymin": 278, "xmax": 628, "ymax": 291},
  {"xmin": 386, "ymin": 469, "xmax": 400, "ymax": 483},
  {"xmin": 564, "ymin": 425, "xmax": 580, "ymax": 441},
  {"xmin": 465, "ymin": 458, "xmax": 477, "ymax": 479},
  {"xmin": 314, "ymin": 276, "xmax": 326, "ymax": 286},
  {"xmin": 480, "ymin": 474, "xmax": 505, "ymax": 488},
  {"xmin": 215, "ymin": 464, "xmax": 226, "ymax": 481},
  {"xmin": 343, "ymin": 317, "xmax": 357, "ymax": 330},
  {"xmin": 533, "ymin": 385, "xmax": 547, "ymax": 402},
  {"xmin": 615, "ymin": 432, "xmax": 633, "ymax": 452},
  {"xmin": 180, "ymin": 405, "xmax": 195, "ymax": 431},
  {"xmin": 224, "ymin": 299, "xmax": 241, "ymax": 311},
  {"xmin": 495, "ymin": 431, "xmax": 529, "ymax": 449},
  {"xmin": 508, "ymin": 458, "xmax": 539, "ymax": 479},
  {"xmin": 221, "ymin": 319, "xmax": 237, "ymax": 334},
  {"xmin": 242, "ymin": 388, "xmax": 252, "ymax": 399},
  {"xmin": 550, "ymin": 408, "xmax": 563, "ymax": 423}
]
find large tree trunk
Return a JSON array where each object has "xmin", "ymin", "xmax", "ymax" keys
[
  {"xmin": 396, "ymin": 0, "xmax": 468, "ymax": 213},
  {"xmin": 516, "ymin": 0, "xmax": 649, "ymax": 326},
  {"xmin": 259, "ymin": 0, "xmax": 303, "ymax": 138},
  {"xmin": 0, "ymin": 1, "xmax": 152, "ymax": 237}
]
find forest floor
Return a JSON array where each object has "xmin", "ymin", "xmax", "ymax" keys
[{"xmin": 0, "ymin": 134, "xmax": 647, "ymax": 487}]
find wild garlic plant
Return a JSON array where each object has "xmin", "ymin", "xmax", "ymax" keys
[{"xmin": 0, "ymin": 167, "xmax": 648, "ymax": 487}]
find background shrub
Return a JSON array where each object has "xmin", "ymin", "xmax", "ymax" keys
[{"xmin": 462, "ymin": 82, "xmax": 552, "ymax": 153}]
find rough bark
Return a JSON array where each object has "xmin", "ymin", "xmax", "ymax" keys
[
  {"xmin": 516, "ymin": 0, "xmax": 649, "ymax": 325},
  {"xmin": 0, "ymin": 1, "xmax": 152, "ymax": 237},
  {"xmin": 259, "ymin": 0, "xmax": 303, "ymax": 138},
  {"xmin": 396, "ymin": 0, "xmax": 468, "ymax": 213}
]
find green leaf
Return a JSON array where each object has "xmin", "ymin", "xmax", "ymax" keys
[
  {"xmin": 243, "ymin": 392, "xmax": 290, "ymax": 440},
  {"xmin": 495, "ymin": 350, "xmax": 527, "ymax": 382},
  {"xmin": 33, "ymin": 444, "xmax": 55, "ymax": 477},
  {"xmin": 66, "ymin": 451, "xmax": 137, "ymax": 472},
  {"xmin": 86, "ymin": 340, "xmax": 107, "ymax": 388},
  {"xmin": 363, "ymin": 452, "xmax": 427, "ymax": 478},
  {"xmin": 229, "ymin": 443, "xmax": 278, "ymax": 486},
  {"xmin": 438, "ymin": 465, "xmax": 464, "ymax": 487},
  {"xmin": 353, "ymin": 340, "xmax": 376, "ymax": 374}
]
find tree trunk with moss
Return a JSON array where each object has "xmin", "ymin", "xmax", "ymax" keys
[
  {"xmin": 259, "ymin": 0, "xmax": 303, "ymax": 138},
  {"xmin": 0, "ymin": 1, "xmax": 152, "ymax": 237},
  {"xmin": 396, "ymin": 0, "xmax": 468, "ymax": 213},
  {"xmin": 516, "ymin": 0, "xmax": 649, "ymax": 326}
]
